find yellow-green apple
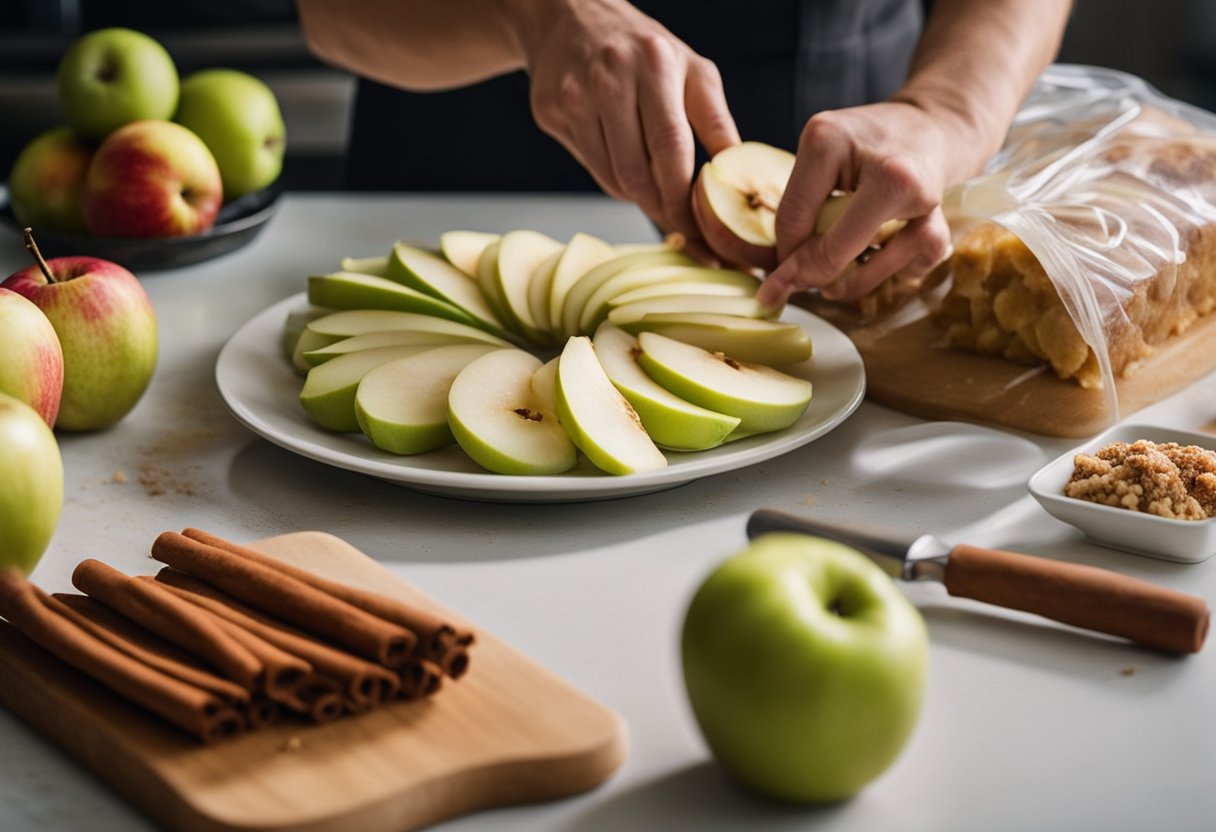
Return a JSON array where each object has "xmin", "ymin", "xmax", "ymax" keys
[
  {"xmin": 353, "ymin": 344, "xmax": 503, "ymax": 454},
  {"xmin": 7, "ymin": 127, "xmax": 94, "ymax": 234},
  {"xmin": 692, "ymin": 141, "xmax": 795, "ymax": 270},
  {"xmin": 339, "ymin": 254, "xmax": 389, "ymax": 277},
  {"xmin": 56, "ymin": 28, "xmax": 179, "ymax": 140},
  {"xmin": 307, "ymin": 272, "xmax": 490, "ymax": 330},
  {"xmin": 448, "ymin": 349, "xmax": 577, "ymax": 475},
  {"xmin": 526, "ymin": 246, "xmax": 563, "ymax": 338},
  {"xmin": 636, "ymin": 332, "xmax": 812, "ymax": 433},
  {"xmin": 554, "ymin": 336, "xmax": 666, "ymax": 475},
  {"xmin": 625, "ymin": 313, "xmax": 812, "ymax": 365},
  {"xmin": 387, "ymin": 242, "xmax": 506, "ymax": 335},
  {"xmin": 606, "ymin": 279, "xmax": 756, "ymax": 307},
  {"xmin": 531, "ymin": 357, "xmax": 558, "ymax": 406},
  {"xmin": 440, "ymin": 230, "xmax": 499, "ymax": 277},
  {"xmin": 302, "ymin": 328, "xmax": 509, "ymax": 367},
  {"xmin": 299, "ymin": 345, "xmax": 438, "ymax": 431},
  {"xmin": 3, "ymin": 234, "xmax": 157, "ymax": 431},
  {"xmin": 559, "ymin": 248, "xmax": 697, "ymax": 338},
  {"xmin": 174, "ymin": 68, "xmax": 285, "ymax": 198},
  {"xmin": 577, "ymin": 265, "xmax": 760, "ymax": 335},
  {"xmin": 0, "ymin": 287, "xmax": 63, "ymax": 426},
  {"xmin": 544, "ymin": 232, "xmax": 615, "ymax": 333},
  {"xmin": 0, "ymin": 392, "xmax": 63, "ymax": 575},
  {"xmin": 681, "ymin": 533, "xmax": 928, "ymax": 802},
  {"xmin": 594, "ymin": 323, "xmax": 738, "ymax": 451},
  {"xmin": 485, "ymin": 229, "xmax": 563, "ymax": 342},
  {"xmin": 607, "ymin": 294, "xmax": 771, "ymax": 329},
  {"xmin": 83, "ymin": 120, "xmax": 222, "ymax": 237}
]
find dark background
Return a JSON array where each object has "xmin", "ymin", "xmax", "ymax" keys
[{"xmin": 1, "ymin": 0, "xmax": 1213, "ymax": 191}]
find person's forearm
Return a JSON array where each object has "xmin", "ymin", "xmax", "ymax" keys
[
  {"xmin": 296, "ymin": 0, "xmax": 531, "ymax": 91},
  {"xmin": 892, "ymin": 0, "xmax": 1072, "ymax": 179}
]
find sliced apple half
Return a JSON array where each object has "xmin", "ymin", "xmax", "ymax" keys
[
  {"xmin": 300, "ymin": 345, "xmax": 439, "ymax": 432},
  {"xmin": 387, "ymin": 242, "xmax": 507, "ymax": 335},
  {"xmin": 302, "ymin": 328, "xmax": 509, "ymax": 366},
  {"xmin": 493, "ymin": 229, "xmax": 564, "ymax": 342},
  {"xmin": 307, "ymin": 272, "xmax": 486, "ymax": 330},
  {"xmin": 440, "ymin": 230, "xmax": 500, "ymax": 277},
  {"xmin": 608, "ymin": 294, "xmax": 772, "ymax": 329},
  {"xmin": 624, "ymin": 312, "xmax": 811, "ymax": 365},
  {"xmin": 636, "ymin": 331, "xmax": 813, "ymax": 433},
  {"xmin": 545, "ymin": 232, "xmax": 616, "ymax": 333},
  {"xmin": 559, "ymin": 249, "xmax": 697, "ymax": 338},
  {"xmin": 607, "ymin": 280, "xmax": 756, "ymax": 308},
  {"xmin": 693, "ymin": 141, "xmax": 795, "ymax": 270},
  {"xmin": 448, "ymin": 349, "xmax": 577, "ymax": 475},
  {"xmin": 555, "ymin": 336, "xmax": 667, "ymax": 475},
  {"xmin": 354, "ymin": 344, "xmax": 505, "ymax": 455},
  {"xmin": 577, "ymin": 265, "xmax": 761, "ymax": 334},
  {"xmin": 339, "ymin": 255, "xmax": 389, "ymax": 277},
  {"xmin": 593, "ymin": 323, "xmax": 739, "ymax": 451}
]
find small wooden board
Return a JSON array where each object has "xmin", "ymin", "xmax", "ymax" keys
[
  {"xmin": 801, "ymin": 301, "xmax": 1216, "ymax": 438},
  {"xmin": 0, "ymin": 532, "xmax": 627, "ymax": 832}
]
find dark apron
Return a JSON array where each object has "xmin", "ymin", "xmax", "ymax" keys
[{"xmin": 345, "ymin": 0, "xmax": 922, "ymax": 190}]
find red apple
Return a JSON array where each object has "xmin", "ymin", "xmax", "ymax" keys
[
  {"xmin": 0, "ymin": 287, "xmax": 63, "ymax": 426},
  {"xmin": 7, "ymin": 127, "xmax": 95, "ymax": 234},
  {"xmin": 3, "ymin": 231, "xmax": 158, "ymax": 431},
  {"xmin": 82, "ymin": 119, "xmax": 222, "ymax": 238}
]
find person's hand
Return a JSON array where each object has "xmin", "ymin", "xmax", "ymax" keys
[
  {"xmin": 756, "ymin": 100, "xmax": 956, "ymax": 308},
  {"xmin": 508, "ymin": 0, "xmax": 739, "ymax": 247}
]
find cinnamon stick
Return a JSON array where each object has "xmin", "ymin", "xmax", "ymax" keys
[
  {"xmin": 244, "ymin": 697, "xmax": 279, "ymax": 730},
  {"xmin": 151, "ymin": 570, "xmax": 400, "ymax": 707},
  {"xmin": 400, "ymin": 659, "xmax": 444, "ymax": 700},
  {"xmin": 151, "ymin": 532, "xmax": 416, "ymax": 668},
  {"xmin": 0, "ymin": 570, "xmax": 244, "ymax": 744},
  {"xmin": 180, "ymin": 528, "xmax": 473, "ymax": 676}
]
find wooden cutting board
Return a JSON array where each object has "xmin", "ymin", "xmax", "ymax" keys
[
  {"xmin": 799, "ymin": 300, "xmax": 1216, "ymax": 438},
  {"xmin": 0, "ymin": 532, "xmax": 627, "ymax": 832}
]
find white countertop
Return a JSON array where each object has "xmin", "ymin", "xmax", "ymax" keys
[{"xmin": 1, "ymin": 193, "xmax": 1213, "ymax": 832}]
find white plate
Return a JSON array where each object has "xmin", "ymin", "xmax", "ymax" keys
[
  {"xmin": 215, "ymin": 294, "xmax": 866, "ymax": 502},
  {"xmin": 1027, "ymin": 423, "xmax": 1216, "ymax": 563}
]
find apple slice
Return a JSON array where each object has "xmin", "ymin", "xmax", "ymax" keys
[
  {"xmin": 594, "ymin": 323, "xmax": 739, "ymax": 451},
  {"xmin": 387, "ymin": 242, "xmax": 506, "ymax": 335},
  {"xmin": 693, "ymin": 142, "xmax": 795, "ymax": 270},
  {"xmin": 577, "ymin": 265, "xmax": 760, "ymax": 334},
  {"xmin": 559, "ymin": 249, "xmax": 697, "ymax": 338},
  {"xmin": 607, "ymin": 280, "xmax": 756, "ymax": 307},
  {"xmin": 302, "ymin": 329, "xmax": 508, "ymax": 366},
  {"xmin": 526, "ymin": 247, "xmax": 563, "ymax": 340},
  {"xmin": 440, "ymin": 230, "xmax": 499, "ymax": 277},
  {"xmin": 636, "ymin": 331, "xmax": 813, "ymax": 433},
  {"xmin": 555, "ymin": 336, "xmax": 667, "ymax": 475},
  {"xmin": 307, "ymin": 272, "xmax": 486, "ymax": 330},
  {"xmin": 492, "ymin": 229, "xmax": 564, "ymax": 342},
  {"xmin": 299, "ymin": 344, "xmax": 438, "ymax": 432},
  {"xmin": 545, "ymin": 232, "xmax": 616, "ymax": 333},
  {"xmin": 282, "ymin": 304, "xmax": 332, "ymax": 362},
  {"xmin": 339, "ymin": 255, "xmax": 389, "ymax": 277},
  {"xmin": 624, "ymin": 312, "xmax": 812, "ymax": 365},
  {"xmin": 608, "ymin": 294, "xmax": 772, "ymax": 328},
  {"xmin": 354, "ymin": 343, "xmax": 505, "ymax": 454},
  {"xmin": 531, "ymin": 356, "xmax": 559, "ymax": 406},
  {"xmin": 448, "ymin": 349, "xmax": 577, "ymax": 475}
]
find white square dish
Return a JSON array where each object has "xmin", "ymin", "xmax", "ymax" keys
[{"xmin": 1027, "ymin": 423, "xmax": 1216, "ymax": 563}]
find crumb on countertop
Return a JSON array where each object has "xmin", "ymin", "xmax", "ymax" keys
[{"xmin": 1064, "ymin": 439, "xmax": 1216, "ymax": 520}]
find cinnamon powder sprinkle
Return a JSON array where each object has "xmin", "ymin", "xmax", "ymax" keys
[{"xmin": 1065, "ymin": 439, "xmax": 1216, "ymax": 520}]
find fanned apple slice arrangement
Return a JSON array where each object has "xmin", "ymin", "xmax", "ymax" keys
[{"xmin": 281, "ymin": 143, "xmax": 858, "ymax": 477}]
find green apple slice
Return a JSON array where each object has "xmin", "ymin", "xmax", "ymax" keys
[
  {"xmin": 282, "ymin": 304, "xmax": 332, "ymax": 362},
  {"xmin": 440, "ymin": 230, "xmax": 499, "ymax": 277},
  {"xmin": 531, "ymin": 356, "xmax": 559, "ymax": 406},
  {"xmin": 594, "ymin": 323, "xmax": 739, "ymax": 451},
  {"xmin": 555, "ymin": 336, "xmax": 667, "ymax": 475},
  {"xmin": 387, "ymin": 242, "xmax": 506, "ymax": 335},
  {"xmin": 546, "ymin": 232, "xmax": 616, "ymax": 333},
  {"xmin": 475, "ymin": 239, "xmax": 510, "ymax": 325},
  {"xmin": 626, "ymin": 313, "xmax": 812, "ymax": 365},
  {"xmin": 307, "ymin": 272, "xmax": 485, "ymax": 330},
  {"xmin": 300, "ymin": 345, "xmax": 438, "ymax": 432},
  {"xmin": 608, "ymin": 280, "xmax": 756, "ymax": 307},
  {"xmin": 302, "ymin": 329, "xmax": 509, "ymax": 366},
  {"xmin": 354, "ymin": 344, "xmax": 505, "ymax": 454},
  {"xmin": 578, "ymin": 266, "xmax": 761, "ymax": 333},
  {"xmin": 305, "ymin": 309, "xmax": 509, "ymax": 345},
  {"xmin": 448, "ymin": 349, "xmax": 577, "ymax": 475},
  {"xmin": 559, "ymin": 249, "xmax": 697, "ymax": 338},
  {"xmin": 494, "ymin": 229, "xmax": 564, "ymax": 342},
  {"xmin": 609, "ymin": 295, "xmax": 773, "ymax": 328},
  {"xmin": 339, "ymin": 255, "xmax": 389, "ymax": 277},
  {"xmin": 526, "ymin": 247, "xmax": 563, "ymax": 340},
  {"xmin": 636, "ymin": 331, "xmax": 813, "ymax": 433}
]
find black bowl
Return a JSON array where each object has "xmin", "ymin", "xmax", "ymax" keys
[{"xmin": 0, "ymin": 181, "xmax": 282, "ymax": 272}]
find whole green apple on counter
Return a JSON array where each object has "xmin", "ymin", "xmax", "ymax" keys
[
  {"xmin": 2, "ymin": 232, "xmax": 158, "ymax": 431},
  {"xmin": 57, "ymin": 27, "xmax": 179, "ymax": 140},
  {"xmin": 7, "ymin": 127, "xmax": 94, "ymax": 234},
  {"xmin": 681, "ymin": 533, "xmax": 928, "ymax": 803},
  {"xmin": 0, "ymin": 287, "xmax": 64, "ymax": 426},
  {"xmin": 0, "ymin": 392, "xmax": 63, "ymax": 575},
  {"xmin": 174, "ymin": 68, "xmax": 285, "ymax": 199}
]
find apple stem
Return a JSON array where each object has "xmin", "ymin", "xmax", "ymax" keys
[{"xmin": 22, "ymin": 228, "xmax": 57, "ymax": 284}]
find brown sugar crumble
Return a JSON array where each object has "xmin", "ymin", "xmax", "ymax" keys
[{"xmin": 1065, "ymin": 439, "xmax": 1216, "ymax": 520}]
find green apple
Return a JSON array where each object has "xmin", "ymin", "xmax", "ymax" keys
[
  {"xmin": 354, "ymin": 344, "xmax": 504, "ymax": 454},
  {"xmin": 625, "ymin": 313, "xmax": 812, "ymax": 365},
  {"xmin": 559, "ymin": 248, "xmax": 697, "ymax": 338},
  {"xmin": 387, "ymin": 242, "xmax": 506, "ymax": 335},
  {"xmin": 339, "ymin": 255, "xmax": 389, "ymax": 277},
  {"xmin": 7, "ymin": 127, "xmax": 94, "ymax": 234},
  {"xmin": 174, "ymin": 68, "xmax": 285, "ymax": 198},
  {"xmin": 554, "ymin": 336, "xmax": 666, "ymax": 475},
  {"xmin": 475, "ymin": 239, "xmax": 509, "ymax": 323},
  {"xmin": 57, "ymin": 27, "xmax": 179, "ymax": 140},
  {"xmin": 448, "ymin": 349, "xmax": 577, "ymax": 475},
  {"xmin": 608, "ymin": 294, "xmax": 771, "ymax": 329},
  {"xmin": 3, "ymin": 238, "xmax": 157, "ymax": 431},
  {"xmin": 526, "ymin": 247, "xmax": 563, "ymax": 339},
  {"xmin": 593, "ymin": 323, "xmax": 738, "ymax": 451},
  {"xmin": 440, "ymin": 230, "xmax": 499, "ymax": 277},
  {"xmin": 691, "ymin": 141, "xmax": 795, "ymax": 271},
  {"xmin": 489, "ymin": 229, "xmax": 563, "ymax": 342},
  {"xmin": 299, "ymin": 345, "xmax": 437, "ymax": 431},
  {"xmin": 281, "ymin": 304, "xmax": 331, "ymax": 362},
  {"xmin": 0, "ymin": 393, "xmax": 64, "ymax": 575},
  {"xmin": 545, "ymin": 232, "xmax": 615, "ymax": 333},
  {"xmin": 307, "ymin": 272, "xmax": 489, "ymax": 330},
  {"xmin": 302, "ymin": 328, "xmax": 509, "ymax": 366},
  {"xmin": 607, "ymin": 280, "xmax": 756, "ymax": 308},
  {"xmin": 577, "ymin": 265, "xmax": 759, "ymax": 334},
  {"xmin": 636, "ymin": 332, "xmax": 812, "ymax": 433},
  {"xmin": 681, "ymin": 533, "xmax": 928, "ymax": 802}
]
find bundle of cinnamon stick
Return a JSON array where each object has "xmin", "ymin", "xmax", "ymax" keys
[{"xmin": 0, "ymin": 528, "xmax": 474, "ymax": 744}]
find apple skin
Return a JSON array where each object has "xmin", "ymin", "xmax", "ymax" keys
[
  {"xmin": 57, "ymin": 27, "xmax": 179, "ymax": 140},
  {"xmin": 174, "ymin": 68, "xmax": 285, "ymax": 199},
  {"xmin": 7, "ymin": 127, "xmax": 94, "ymax": 234},
  {"xmin": 2, "ymin": 257, "xmax": 158, "ymax": 431},
  {"xmin": 0, "ymin": 392, "xmax": 64, "ymax": 575},
  {"xmin": 682, "ymin": 533, "xmax": 928, "ymax": 803},
  {"xmin": 83, "ymin": 120, "xmax": 222, "ymax": 238},
  {"xmin": 0, "ymin": 288, "xmax": 64, "ymax": 426}
]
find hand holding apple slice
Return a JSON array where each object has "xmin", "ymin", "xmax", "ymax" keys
[{"xmin": 692, "ymin": 141, "xmax": 795, "ymax": 271}]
